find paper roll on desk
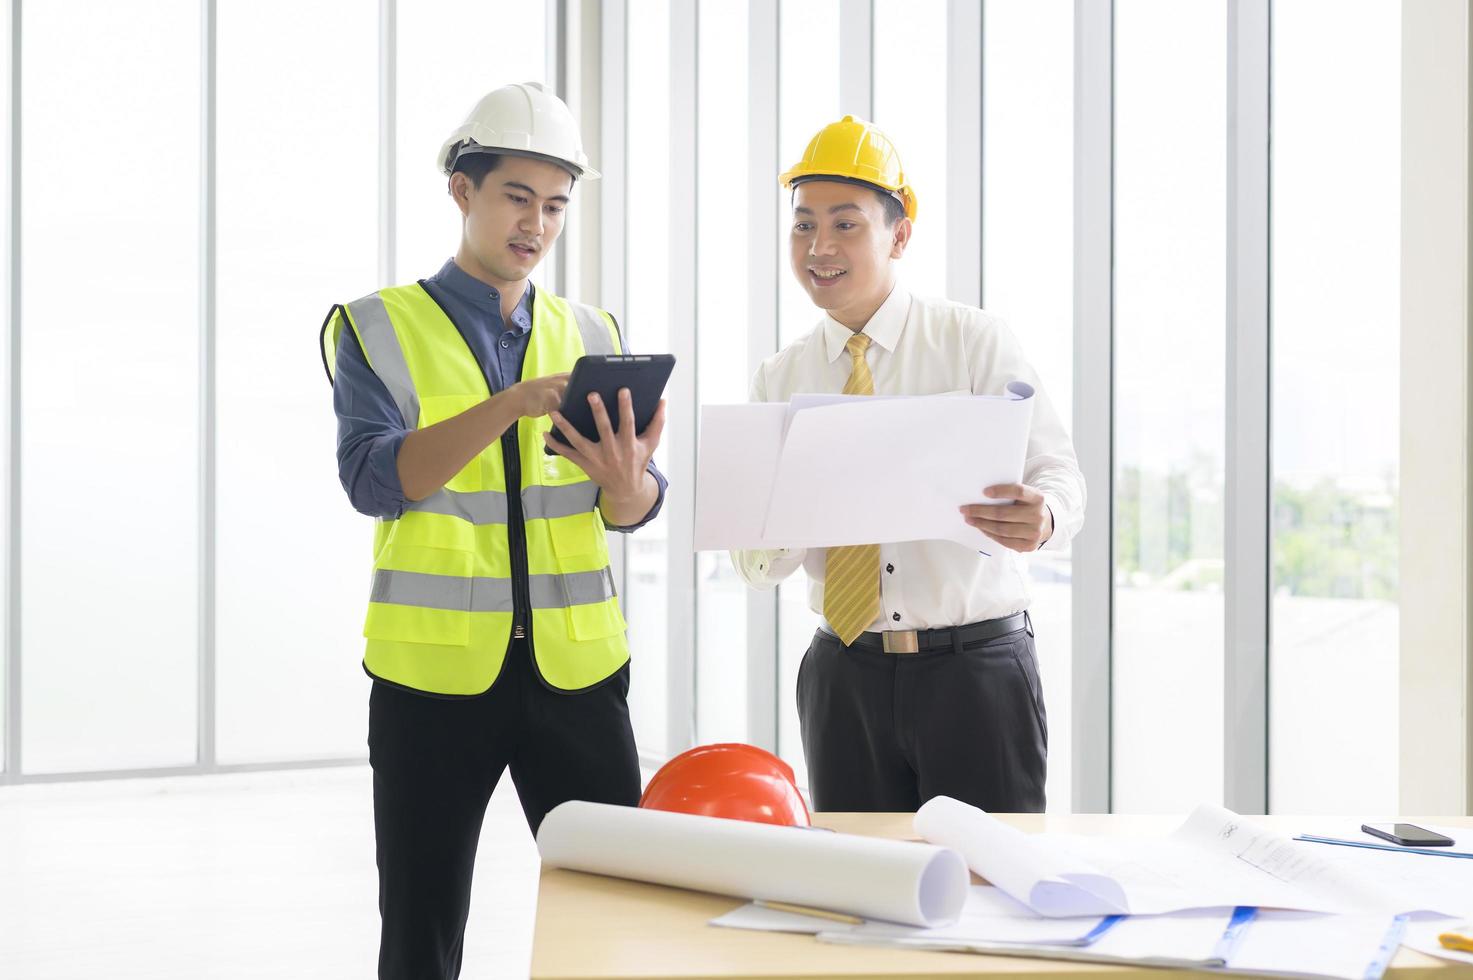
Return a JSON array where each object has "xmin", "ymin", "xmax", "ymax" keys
[{"xmin": 537, "ymin": 801, "xmax": 969, "ymax": 928}]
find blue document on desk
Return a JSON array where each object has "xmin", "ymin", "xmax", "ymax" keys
[
  {"xmin": 817, "ymin": 906, "xmax": 1407, "ymax": 979},
  {"xmin": 817, "ymin": 906, "xmax": 1243, "ymax": 969},
  {"xmin": 1216, "ymin": 910, "xmax": 1408, "ymax": 980}
]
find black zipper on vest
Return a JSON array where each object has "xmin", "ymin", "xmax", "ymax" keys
[
  {"xmin": 502, "ymin": 424, "xmax": 530, "ymax": 640},
  {"xmin": 416, "ymin": 280, "xmax": 532, "ymax": 646}
]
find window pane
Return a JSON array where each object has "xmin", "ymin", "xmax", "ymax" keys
[
  {"xmin": 216, "ymin": 0, "xmax": 378, "ymax": 763},
  {"xmin": 776, "ymin": 0, "xmax": 841, "ymax": 788},
  {"xmin": 694, "ymin": 0, "xmax": 749, "ymax": 744},
  {"xmin": 983, "ymin": 0, "xmax": 1074, "ymax": 812},
  {"xmin": 625, "ymin": 0, "xmax": 672, "ymax": 757},
  {"xmin": 0, "ymin": 0, "xmax": 10, "ymax": 773},
  {"xmin": 396, "ymin": 1, "xmax": 547, "ymax": 283},
  {"xmin": 1112, "ymin": 0, "xmax": 1226, "ymax": 812},
  {"xmin": 873, "ymin": 0, "xmax": 947, "ymax": 299},
  {"xmin": 21, "ymin": 0, "xmax": 200, "ymax": 772},
  {"xmin": 1269, "ymin": 0, "xmax": 1399, "ymax": 814}
]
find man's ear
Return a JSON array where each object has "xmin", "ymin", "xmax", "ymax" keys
[
  {"xmin": 890, "ymin": 216, "xmax": 913, "ymax": 259},
  {"xmin": 448, "ymin": 172, "xmax": 473, "ymax": 217}
]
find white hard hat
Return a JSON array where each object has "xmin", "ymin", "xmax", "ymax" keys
[{"xmin": 437, "ymin": 82, "xmax": 599, "ymax": 181}]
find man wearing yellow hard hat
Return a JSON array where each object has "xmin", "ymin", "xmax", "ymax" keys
[
  {"xmin": 733, "ymin": 116, "xmax": 1085, "ymax": 814},
  {"xmin": 321, "ymin": 83, "xmax": 666, "ymax": 977}
]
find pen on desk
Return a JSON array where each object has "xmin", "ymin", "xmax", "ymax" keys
[
  {"xmin": 1295, "ymin": 835, "xmax": 1473, "ymax": 859},
  {"xmin": 753, "ymin": 899, "xmax": 864, "ymax": 925}
]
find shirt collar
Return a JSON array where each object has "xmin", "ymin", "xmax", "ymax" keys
[
  {"xmin": 822, "ymin": 283, "xmax": 912, "ymax": 362},
  {"xmin": 430, "ymin": 258, "xmax": 535, "ymax": 336}
]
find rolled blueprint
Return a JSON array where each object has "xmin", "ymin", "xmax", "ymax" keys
[
  {"xmin": 914, "ymin": 795, "xmax": 1128, "ymax": 917},
  {"xmin": 537, "ymin": 801, "xmax": 969, "ymax": 927}
]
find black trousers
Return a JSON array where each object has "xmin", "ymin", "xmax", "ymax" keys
[
  {"xmin": 797, "ymin": 621, "xmax": 1048, "ymax": 813},
  {"xmin": 367, "ymin": 639, "xmax": 640, "ymax": 980}
]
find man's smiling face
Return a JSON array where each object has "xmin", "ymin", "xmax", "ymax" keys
[{"xmin": 789, "ymin": 179, "xmax": 909, "ymax": 326}]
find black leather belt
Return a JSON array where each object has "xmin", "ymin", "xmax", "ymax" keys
[{"xmin": 820, "ymin": 611, "xmax": 1031, "ymax": 654}]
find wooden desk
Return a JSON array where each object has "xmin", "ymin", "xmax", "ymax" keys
[{"xmin": 531, "ymin": 812, "xmax": 1473, "ymax": 979}]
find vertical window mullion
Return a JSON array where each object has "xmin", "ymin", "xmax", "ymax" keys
[
  {"xmin": 1224, "ymin": 0, "xmax": 1270, "ymax": 815},
  {"xmin": 839, "ymin": 0, "xmax": 872, "ymax": 117},
  {"xmin": 545, "ymin": 0, "xmax": 563, "ymax": 294},
  {"xmin": 197, "ymin": 0, "xmax": 218, "ymax": 770},
  {"xmin": 746, "ymin": 0, "xmax": 779, "ymax": 753},
  {"xmin": 947, "ymin": 0, "xmax": 982, "ymax": 307},
  {"xmin": 378, "ymin": 0, "xmax": 395, "ymax": 288},
  {"xmin": 4, "ymin": 0, "xmax": 20, "ymax": 783},
  {"xmin": 667, "ymin": 0, "xmax": 698, "ymax": 753},
  {"xmin": 600, "ymin": 0, "xmax": 629, "ymax": 617},
  {"xmin": 1072, "ymin": 0, "xmax": 1113, "ymax": 814}
]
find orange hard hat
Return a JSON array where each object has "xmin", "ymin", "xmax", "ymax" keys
[{"xmin": 639, "ymin": 743, "xmax": 812, "ymax": 828}]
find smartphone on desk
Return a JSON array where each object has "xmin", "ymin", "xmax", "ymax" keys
[{"xmin": 1361, "ymin": 822, "xmax": 1455, "ymax": 847}]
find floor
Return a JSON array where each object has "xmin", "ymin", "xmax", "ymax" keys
[{"xmin": 0, "ymin": 765, "xmax": 540, "ymax": 978}]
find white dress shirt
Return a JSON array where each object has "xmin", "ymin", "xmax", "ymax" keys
[{"xmin": 731, "ymin": 284, "xmax": 1086, "ymax": 631}]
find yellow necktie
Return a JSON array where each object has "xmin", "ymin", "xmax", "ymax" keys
[{"xmin": 823, "ymin": 333, "xmax": 881, "ymax": 646}]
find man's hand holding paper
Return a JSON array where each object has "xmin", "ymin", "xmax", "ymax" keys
[{"xmin": 962, "ymin": 482, "xmax": 1055, "ymax": 553}]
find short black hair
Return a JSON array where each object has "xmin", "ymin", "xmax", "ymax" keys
[
  {"xmin": 874, "ymin": 188, "xmax": 906, "ymax": 227},
  {"xmin": 451, "ymin": 150, "xmax": 504, "ymax": 189},
  {"xmin": 791, "ymin": 176, "xmax": 907, "ymax": 226}
]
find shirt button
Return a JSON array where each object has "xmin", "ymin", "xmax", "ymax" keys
[
  {"xmin": 886, "ymin": 564, "xmax": 895, "ymax": 574},
  {"xmin": 892, "ymin": 612, "xmax": 901, "ymax": 622}
]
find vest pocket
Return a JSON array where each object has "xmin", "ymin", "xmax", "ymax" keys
[
  {"xmin": 545, "ymin": 513, "xmax": 622, "ymax": 641},
  {"xmin": 547, "ymin": 510, "xmax": 604, "ymax": 561},
  {"xmin": 540, "ymin": 450, "xmax": 588, "ymax": 486},
  {"xmin": 567, "ymin": 598, "xmax": 627, "ymax": 642},
  {"xmin": 363, "ymin": 545, "xmax": 475, "ymax": 646}
]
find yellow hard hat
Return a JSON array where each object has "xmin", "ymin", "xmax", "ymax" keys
[{"xmin": 778, "ymin": 115, "xmax": 917, "ymax": 221}]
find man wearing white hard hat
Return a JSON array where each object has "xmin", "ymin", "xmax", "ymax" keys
[{"xmin": 321, "ymin": 82, "xmax": 666, "ymax": 978}]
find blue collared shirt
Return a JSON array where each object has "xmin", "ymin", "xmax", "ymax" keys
[{"xmin": 332, "ymin": 258, "xmax": 667, "ymax": 528}]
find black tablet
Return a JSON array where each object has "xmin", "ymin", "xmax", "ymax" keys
[{"xmin": 544, "ymin": 354, "xmax": 676, "ymax": 454}]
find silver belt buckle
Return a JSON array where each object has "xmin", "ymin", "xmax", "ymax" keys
[{"xmin": 881, "ymin": 630, "xmax": 919, "ymax": 654}]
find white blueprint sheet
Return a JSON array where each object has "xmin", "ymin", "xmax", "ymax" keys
[
  {"xmin": 914, "ymin": 796, "xmax": 1470, "ymax": 919},
  {"xmin": 693, "ymin": 383, "xmax": 1034, "ymax": 552}
]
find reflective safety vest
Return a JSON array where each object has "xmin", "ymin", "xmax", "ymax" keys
[{"xmin": 320, "ymin": 282, "xmax": 630, "ymax": 695}]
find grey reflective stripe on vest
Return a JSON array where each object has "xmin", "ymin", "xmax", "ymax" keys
[
  {"xmin": 528, "ymin": 567, "xmax": 618, "ymax": 608},
  {"xmin": 526, "ymin": 482, "xmax": 600, "ymax": 520},
  {"xmin": 371, "ymin": 567, "xmax": 617, "ymax": 612},
  {"xmin": 371, "ymin": 568, "xmax": 509, "ymax": 613},
  {"xmin": 536, "ymin": 565, "xmax": 615, "ymax": 604},
  {"xmin": 405, "ymin": 482, "xmax": 600, "ymax": 525},
  {"xmin": 568, "ymin": 302, "xmax": 617, "ymax": 356},
  {"xmin": 346, "ymin": 293, "xmax": 420, "ymax": 427},
  {"xmin": 408, "ymin": 489, "xmax": 509, "ymax": 525}
]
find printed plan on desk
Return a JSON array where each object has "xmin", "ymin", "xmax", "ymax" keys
[
  {"xmin": 1294, "ymin": 821, "xmax": 1473, "ymax": 968},
  {"xmin": 708, "ymin": 797, "xmax": 1473, "ymax": 979}
]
